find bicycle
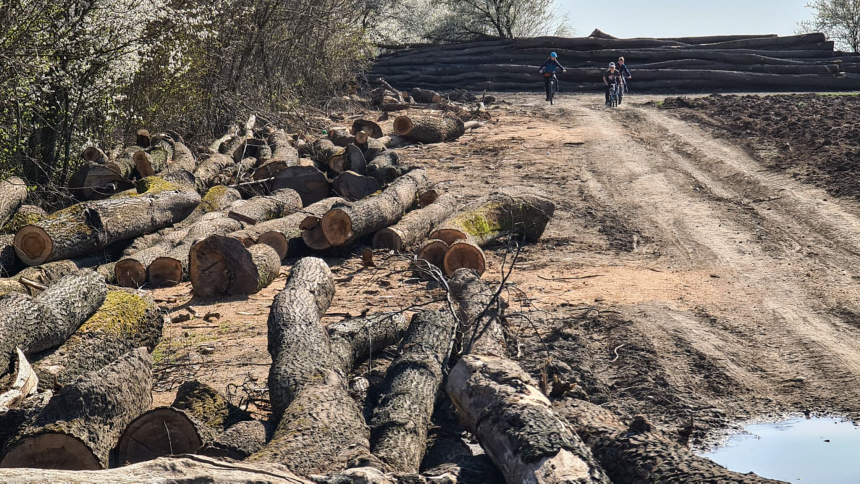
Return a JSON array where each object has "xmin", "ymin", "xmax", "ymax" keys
[
  {"xmin": 544, "ymin": 72, "xmax": 560, "ymax": 105},
  {"xmin": 608, "ymin": 81, "xmax": 622, "ymax": 107}
]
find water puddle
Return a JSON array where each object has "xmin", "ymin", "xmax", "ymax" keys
[{"xmin": 698, "ymin": 417, "xmax": 860, "ymax": 483}]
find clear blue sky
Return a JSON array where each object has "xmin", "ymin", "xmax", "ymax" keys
[{"xmin": 559, "ymin": 0, "xmax": 812, "ymax": 38}]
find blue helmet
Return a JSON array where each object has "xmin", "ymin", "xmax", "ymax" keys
[{"xmin": 550, "ymin": 52, "xmax": 558, "ymax": 58}]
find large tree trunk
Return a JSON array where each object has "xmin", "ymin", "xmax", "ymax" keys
[
  {"xmin": 199, "ymin": 420, "xmax": 272, "ymax": 460},
  {"xmin": 13, "ymin": 188, "xmax": 200, "ymax": 266},
  {"xmin": 393, "ymin": 115, "xmax": 465, "ymax": 143},
  {"xmin": 0, "ymin": 270, "xmax": 107, "ymax": 377},
  {"xmin": 332, "ymin": 170, "xmax": 379, "ymax": 201},
  {"xmin": 232, "ymin": 197, "xmax": 344, "ymax": 259},
  {"xmin": 270, "ymin": 166, "xmax": 331, "ymax": 206},
  {"xmin": 1, "ymin": 205, "xmax": 46, "ymax": 235},
  {"xmin": 373, "ymin": 193, "xmax": 458, "ymax": 251},
  {"xmin": 0, "ymin": 235, "xmax": 23, "ymax": 278},
  {"xmin": 166, "ymin": 140, "xmax": 197, "ymax": 173},
  {"xmin": 67, "ymin": 163, "xmax": 134, "ymax": 200},
  {"xmin": 31, "ymin": 289, "xmax": 163, "ymax": 389},
  {"xmin": 431, "ymin": 189, "xmax": 555, "ymax": 276},
  {"xmin": 0, "ymin": 177, "xmax": 27, "ymax": 228},
  {"xmin": 189, "ymin": 236, "xmax": 281, "ymax": 297},
  {"xmin": 327, "ymin": 313, "xmax": 410, "ymax": 375},
  {"xmin": 0, "ymin": 455, "xmax": 312, "ymax": 483},
  {"xmin": 0, "ymin": 348, "xmax": 152, "ymax": 470},
  {"xmin": 249, "ymin": 258, "xmax": 370, "ymax": 476},
  {"xmin": 319, "ymin": 169, "xmax": 430, "ymax": 247},
  {"xmin": 370, "ymin": 311, "xmax": 456, "ymax": 473},
  {"xmin": 253, "ymin": 130, "xmax": 300, "ymax": 180},
  {"xmin": 228, "ymin": 189, "xmax": 303, "ymax": 225},
  {"xmin": 148, "ymin": 217, "xmax": 243, "ymax": 287},
  {"xmin": 193, "ymin": 153, "xmax": 236, "ymax": 190}
]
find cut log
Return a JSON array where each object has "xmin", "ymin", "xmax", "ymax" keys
[
  {"xmin": 228, "ymin": 188, "xmax": 303, "ymax": 225},
  {"xmin": 310, "ymin": 138, "xmax": 342, "ymax": 169},
  {"xmin": 0, "ymin": 348, "xmax": 38, "ymax": 411},
  {"xmin": 133, "ymin": 141, "xmax": 172, "ymax": 177},
  {"xmin": 320, "ymin": 169, "xmax": 431, "ymax": 247},
  {"xmin": 136, "ymin": 129, "xmax": 152, "ymax": 147},
  {"xmin": 356, "ymin": 136, "xmax": 388, "ymax": 162},
  {"xmin": 181, "ymin": 185, "xmax": 242, "ymax": 227},
  {"xmin": 148, "ymin": 217, "xmax": 243, "ymax": 287},
  {"xmin": 189, "ymin": 236, "xmax": 281, "ymax": 297},
  {"xmin": 332, "ymin": 170, "xmax": 380, "ymax": 201},
  {"xmin": 115, "ymin": 408, "xmax": 217, "ymax": 466},
  {"xmin": 1, "ymin": 205, "xmax": 46, "ymax": 235},
  {"xmin": 193, "ymin": 153, "xmax": 236, "ymax": 190},
  {"xmin": 82, "ymin": 147, "xmax": 108, "ymax": 164},
  {"xmin": 341, "ymin": 144, "xmax": 368, "ymax": 175},
  {"xmin": 444, "ymin": 239, "xmax": 486, "ymax": 276},
  {"xmin": 414, "ymin": 239, "xmax": 449, "ymax": 276},
  {"xmin": 446, "ymin": 355, "xmax": 610, "ymax": 484},
  {"xmin": 450, "ymin": 268, "xmax": 506, "ymax": 357},
  {"xmin": 168, "ymin": 140, "xmax": 197, "ymax": 173},
  {"xmin": 14, "ymin": 187, "xmax": 200, "ymax": 266},
  {"xmin": 0, "ymin": 235, "xmax": 23, "ymax": 278},
  {"xmin": 238, "ymin": 197, "xmax": 344, "ymax": 259},
  {"xmin": 0, "ymin": 270, "xmax": 107, "ymax": 376},
  {"xmin": 1, "ymin": 256, "xmax": 114, "ymax": 297},
  {"xmin": 114, "ymin": 229, "xmax": 187, "ymax": 288},
  {"xmin": 393, "ymin": 115, "xmax": 465, "ymax": 143},
  {"xmin": 410, "ymin": 88, "xmax": 442, "ymax": 103},
  {"xmin": 354, "ymin": 130, "xmax": 369, "ymax": 145},
  {"xmin": 418, "ymin": 189, "xmax": 440, "ymax": 208},
  {"xmin": 352, "ymin": 119, "xmax": 384, "ymax": 138},
  {"xmin": 253, "ymin": 130, "xmax": 300, "ymax": 180},
  {"xmin": 31, "ymin": 289, "xmax": 162, "ymax": 390},
  {"xmin": 68, "ymin": 163, "xmax": 134, "ymax": 200},
  {"xmin": 173, "ymin": 380, "xmax": 250, "ymax": 431},
  {"xmin": 366, "ymin": 151, "xmax": 400, "ymax": 184},
  {"xmin": 0, "ymin": 177, "xmax": 28, "ymax": 228},
  {"xmin": 328, "ymin": 128, "xmax": 355, "ymax": 147},
  {"xmin": 327, "ymin": 313, "xmax": 410, "ymax": 375},
  {"xmin": 249, "ymin": 258, "xmax": 370, "ymax": 476},
  {"xmin": 370, "ymin": 311, "xmax": 456, "ymax": 473},
  {"xmin": 0, "ymin": 348, "xmax": 152, "ymax": 470},
  {"xmin": 199, "ymin": 420, "xmax": 272, "ymax": 460},
  {"xmin": 270, "ymin": 165, "xmax": 331, "ymax": 206},
  {"xmin": 373, "ymin": 193, "xmax": 458, "ymax": 251}
]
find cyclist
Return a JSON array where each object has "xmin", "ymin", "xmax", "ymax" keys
[
  {"xmin": 617, "ymin": 56, "xmax": 632, "ymax": 98},
  {"xmin": 603, "ymin": 62, "xmax": 621, "ymax": 106},
  {"xmin": 539, "ymin": 52, "xmax": 567, "ymax": 101}
]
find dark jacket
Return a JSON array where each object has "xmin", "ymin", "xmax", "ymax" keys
[
  {"xmin": 618, "ymin": 63, "xmax": 632, "ymax": 78},
  {"xmin": 540, "ymin": 58, "xmax": 566, "ymax": 74},
  {"xmin": 603, "ymin": 69, "xmax": 621, "ymax": 85}
]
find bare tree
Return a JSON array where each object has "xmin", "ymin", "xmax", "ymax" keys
[
  {"xmin": 800, "ymin": 0, "xmax": 860, "ymax": 52},
  {"xmin": 426, "ymin": 0, "xmax": 572, "ymax": 42}
]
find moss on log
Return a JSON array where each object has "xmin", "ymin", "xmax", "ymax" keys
[{"xmin": 1, "ymin": 206, "xmax": 46, "ymax": 235}]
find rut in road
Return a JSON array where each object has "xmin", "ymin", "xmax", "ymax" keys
[{"xmin": 535, "ymin": 95, "xmax": 860, "ymax": 434}]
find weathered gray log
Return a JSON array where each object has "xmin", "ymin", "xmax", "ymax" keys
[
  {"xmin": 270, "ymin": 166, "xmax": 331, "ymax": 207},
  {"xmin": 148, "ymin": 217, "xmax": 243, "ymax": 287},
  {"xmin": 319, "ymin": 169, "xmax": 430, "ymax": 247},
  {"xmin": 1, "ymin": 205, "xmax": 46, "ymax": 235},
  {"xmin": 0, "ymin": 348, "xmax": 38, "ymax": 412},
  {"xmin": 410, "ymin": 88, "xmax": 442, "ymax": 103},
  {"xmin": 180, "ymin": 185, "xmax": 242, "ymax": 227},
  {"xmin": 450, "ymin": 268, "xmax": 506, "ymax": 357},
  {"xmin": 133, "ymin": 139, "xmax": 173, "ymax": 177},
  {"xmin": 446, "ymin": 355, "xmax": 610, "ymax": 484},
  {"xmin": 393, "ymin": 115, "xmax": 465, "ymax": 144},
  {"xmin": 327, "ymin": 313, "xmax": 410, "ymax": 376},
  {"xmin": 0, "ymin": 348, "xmax": 152, "ymax": 470},
  {"xmin": 173, "ymin": 380, "xmax": 250, "ymax": 431},
  {"xmin": 332, "ymin": 144, "xmax": 367, "ymax": 175},
  {"xmin": 357, "ymin": 136, "xmax": 388, "ymax": 162},
  {"xmin": 189, "ymin": 236, "xmax": 281, "ymax": 297},
  {"xmin": 249, "ymin": 258, "xmax": 370, "ymax": 476},
  {"xmin": 0, "ymin": 177, "xmax": 28, "ymax": 228},
  {"xmin": 553, "ymin": 400, "xmax": 782, "ymax": 483},
  {"xmin": 1, "ymin": 254, "xmax": 119, "ymax": 296},
  {"xmin": 0, "ymin": 270, "xmax": 107, "ymax": 376},
  {"xmin": 105, "ymin": 146, "xmax": 143, "ymax": 179},
  {"xmin": 0, "ymin": 455, "xmax": 312, "ymax": 483},
  {"xmin": 254, "ymin": 130, "xmax": 300, "ymax": 180},
  {"xmin": 373, "ymin": 193, "xmax": 458, "ymax": 251},
  {"xmin": 332, "ymin": 170, "xmax": 379, "ymax": 201},
  {"xmin": 31, "ymin": 289, "xmax": 163, "ymax": 390},
  {"xmin": 199, "ymin": 420, "xmax": 272, "ymax": 460},
  {"xmin": 14, "ymin": 184, "xmax": 200, "ymax": 266},
  {"xmin": 370, "ymin": 311, "xmax": 456, "ymax": 473},
  {"xmin": 310, "ymin": 138, "xmax": 342, "ymax": 170},
  {"xmin": 168, "ymin": 140, "xmax": 197, "ymax": 173},
  {"xmin": 115, "ymin": 408, "xmax": 217, "ymax": 466},
  {"xmin": 228, "ymin": 189, "xmax": 303, "ymax": 225},
  {"xmin": 366, "ymin": 151, "xmax": 400, "ymax": 184},
  {"xmin": 0, "ymin": 235, "xmax": 23, "ymax": 278},
  {"xmin": 67, "ymin": 163, "xmax": 134, "ymax": 200},
  {"xmin": 234, "ymin": 197, "xmax": 344, "ymax": 259},
  {"xmin": 193, "ymin": 153, "xmax": 236, "ymax": 190}
]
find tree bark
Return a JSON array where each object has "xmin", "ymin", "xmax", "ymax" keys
[
  {"xmin": 173, "ymin": 380, "xmax": 250, "ymax": 431},
  {"xmin": 31, "ymin": 289, "xmax": 162, "ymax": 390},
  {"xmin": 67, "ymin": 163, "xmax": 134, "ymax": 200},
  {"xmin": 148, "ymin": 217, "xmax": 243, "ymax": 287},
  {"xmin": 0, "ymin": 348, "xmax": 152, "ymax": 470},
  {"xmin": 1, "ymin": 205, "xmax": 46, "ymax": 235},
  {"xmin": 133, "ymin": 141, "xmax": 172, "ymax": 177},
  {"xmin": 199, "ymin": 420, "xmax": 272, "ymax": 460},
  {"xmin": 370, "ymin": 311, "xmax": 456, "ymax": 473},
  {"xmin": 193, "ymin": 153, "xmax": 236, "ymax": 190},
  {"xmin": 0, "ymin": 348, "xmax": 38, "ymax": 412},
  {"xmin": 320, "ymin": 169, "xmax": 431, "ymax": 247},
  {"xmin": 1, "ymin": 253, "xmax": 118, "ymax": 296},
  {"xmin": 373, "ymin": 193, "xmax": 458, "ymax": 251},
  {"xmin": 332, "ymin": 171, "xmax": 380, "ymax": 201},
  {"xmin": 180, "ymin": 185, "xmax": 242, "ymax": 227},
  {"xmin": 250, "ymin": 258, "xmax": 370, "ymax": 476},
  {"xmin": 168, "ymin": 140, "xmax": 197, "ymax": 173},
  {"xmin": 115, "ymin": 407, "xmax": 217, "ymax": 466},
  {"xmin": 410, "ymin": 88, "xmax": 442, "ymax": 103},
  {"xmin": 105, "ymin": 146, "xmax": 143, "ymax": 179},
  {"xmin": 270, "ymin": 166, "xmax": 331, "ymax": 207},
  {"xmin": 14, "ymin": 187, "xmax": 200, "ymax": 266},
  {"xmin": 253, "ymin": 130, "xmax": 300, "ymax": 180},
  {"xmin": 0, "ymin": 235, "xmax": 23, "ymax": 278},
  {"xmin": 234, "ymin": 197, "xmax": 344, "ymax": 259},
  {"xmin": 328, "ymin": 128, "xmax": 355, "ymax": 147},
  {"xmin": 449, "ymin": 268, "xmax": 506, "ymax": 357},
  {"xmin": 366, "ymin": 151, "xmax": 400, "ymax": 185},
  {"xmin": 189, "ymin": 236, "xmax": 281, "ymax": 297},
  {"xmin": 0, "ymin": 178, "xmax": 28, "ymax": 228},
  {"xmin": 393, "ymin": 115, "xmax": 465, "ymax": 144},
  {"xmin": 327, "ymin": 313, "xmax": 410, "ymax": 376},
  {"xmin": 0, "ymin": 270, "xmax": 107, "ymax": 377},
  {"xmin": 228, "ymin": 189, "xmax": 303, "ymax": 225}
]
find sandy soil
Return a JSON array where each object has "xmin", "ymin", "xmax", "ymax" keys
[{"xmin": 150, "ymin": 91, "xmax": 860, "ymax": 451}]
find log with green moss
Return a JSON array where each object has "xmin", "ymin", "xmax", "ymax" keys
[
  {"xmin": 253, "ymin": 130, "xmax": 300, "ymax": 180},
  {"xmin": 228, "ymin": 189, "xmax": 302, "ymax": 225},
  {"xmin": 430, "ymin": 189, "xmax": 555, "ymax": 276},
  {"xmin": 147, "ymin": 217, "xmax": 243, "ymax": 287},
  {"xmin": 319, "ymin": 169, "xmax": 430, "ymax": 247},
  {"xmin": 179, "ymin": 185, "xmax": 242, "ymax": 228},
  {"xmin": 0, "ymin": 177, "xmax": 27, "ymax": 228},
  {"xmin": 249, "ymin": 257, "xmax": 370, "ymax": 476},
  {"xmin": 0, "ymin": 348, "xmax": 152, "ymax": 470},
  {"xmin": 0, "ymin": 270, "xmax": 107, "ymax": 378},
  {"xmin": 373, "ymin": 193, "xmax": 458, "ymax": 251},
  {"xmin": 14, "ymin": 183, "xmax": 200, "ymax": 266},
  {"xmin": 189, "ymin": 236, "xmax": 281, "ymax": 297},
  {"xmin": 1, "ymin": 205, "xmax": 46, "ymax": 235},
  {"xmin": 393, "ymin": 115, "xmax": 465, "ymax": 143},
  {"xmin": 31, "ymin": 289, "xmax": 163, "ymax": 390}
]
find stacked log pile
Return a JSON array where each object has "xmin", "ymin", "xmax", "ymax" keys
[{"xmin": 369, "ymin": 32, "xmax": 860, "ymax": 92}]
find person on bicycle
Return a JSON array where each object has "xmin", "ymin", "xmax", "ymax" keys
[
  {"xmin": 539, "ymin": 52, "xmax": 567, "ymax": 101},
  {"xmin": 617, "ymin": 57, "xmax": 632, "ymax": 82},
  {"xmin": 603, "ymin": 62, "xmax": 621, "ymax": 106}
]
